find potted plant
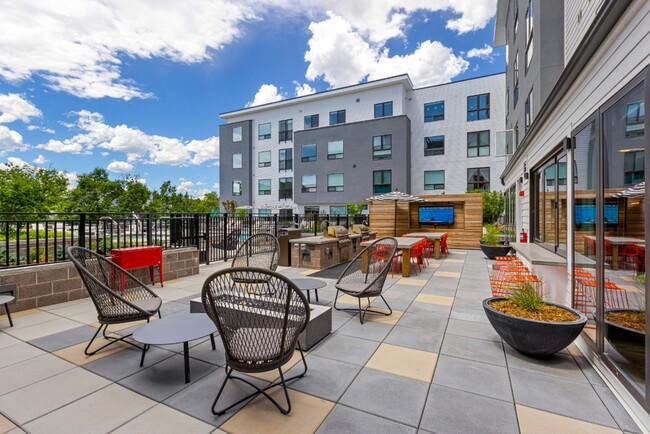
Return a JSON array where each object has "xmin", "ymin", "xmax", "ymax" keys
[
  {"xmin": 605, "ymin": 305, "xmax": 645, "ymax": 369},
  {"xmin": 480, "ymin": 224, "xmax": 513, "ymax": 259},
  {"xmin": 483, "ymin": 283, "xmax": 587, "ymax": 357}
]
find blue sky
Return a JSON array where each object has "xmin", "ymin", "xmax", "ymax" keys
[{"xmin": 0, "ymin": 1, "xmax": 503, "ymax": 197}]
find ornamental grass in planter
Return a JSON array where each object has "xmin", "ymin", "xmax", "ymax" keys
[
  {"xmin": 480, "ymin": 224, "xmax": 512, "ymax": 260},
  {"xmin": 484, "ymin": 283, "xmax": 587, "ymax": 357}
]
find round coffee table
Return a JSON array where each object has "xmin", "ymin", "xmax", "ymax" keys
[
  {"xmin": 133, "ymin": 313, "xmax": 217, "ymax": 383},
  {"xmin": 292, "ymin": 278, "xmax": 327, "ymax": 304},
  {"xmin": 0, "ymin": 294, "xmax": 15, "ymax": 327}
]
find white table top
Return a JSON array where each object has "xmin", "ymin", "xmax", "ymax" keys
[
  {"xmin": 0, "ymin": 295, "xmax": 14, "ymax": 304},
  {"xmin": 361, "ymin": 237, "xmax": 422, "ymax": 249},
  {"xmin": 404, "ymin": 232, "xmax": 447, "ymax": 240},
  {"xmin": 583, "ymin": 235, "xmax": 645, "ymax": 245}
]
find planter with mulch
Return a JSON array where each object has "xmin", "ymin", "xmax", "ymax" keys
[{"xmin": 605, "ymin": 309, "xmax": 645, "ymax": 369}]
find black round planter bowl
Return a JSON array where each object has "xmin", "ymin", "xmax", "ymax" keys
[
  {"xmin": 604, "ymin": 309, "xmax": 645, "ymax": 368},
  {"xmin": 479, "ymin": 242, "xmax": 513, "ymax": 260},
  {"xmin": 483, "ymin": 297, "xmax": 587, "ymax": 357}
]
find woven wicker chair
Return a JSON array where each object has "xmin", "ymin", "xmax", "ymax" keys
[
  {"xmin": 202, "ymin": 267, "xmax": 310, "ymax": 415},
  {"xmin": 334, "ymin": 237, "xmax": 398, "ymax": 324},
  {"xmin": 68, "ymin": 246, "xmax": 162, "ymax": 356},
  {"xmin": 231, "ymin": 233, "xmax": 280, "ymax": 270}
]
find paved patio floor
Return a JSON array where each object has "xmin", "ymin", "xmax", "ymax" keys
[{"xmin": 0, "ymin": 249, "xmax": 643, "ymax": 433}]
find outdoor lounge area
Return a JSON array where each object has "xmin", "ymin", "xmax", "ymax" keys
[{"xmin": 0, "ymin": 248, "xmax": 642, "ymax": 433}]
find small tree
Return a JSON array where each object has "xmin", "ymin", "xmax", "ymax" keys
[
  {"xmin": 222, "ymin": 200, "xmax": 237, "ymax": 215},
  {"xmin": 346, "ymin": 201, "xmax": 365, "ymax": 216},
  {"xmin": 482, "ymin": 190, "xmax": 505, "ymax": 224}
]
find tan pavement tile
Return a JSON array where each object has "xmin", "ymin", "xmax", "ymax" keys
[
  {"xmin": 445, "ymin": 259, "xmax": 465, "ymax": 263},
  {"xmin": 53, "ymin": 339, "xmax": 131, "ymax": 366},
  {"xmin": 0, "ymin": 333, "xmax": 21, "ymax": 350},
  {"xmin": 397, "ymin": 278, "xmax": 428, "ymax": 286},
  {"xmin": 112, "ymin": 404, "xmax": 213, "ymax": 434},
  {"xmin": 23, "ymin": 384, "xmax": 156, "ymax": 434},
  {"xmin": 336, "ymin": 294, "xmax": 375, "ymax": 306},
  {"xmin": 365, "ymin": 343, "xmax": 437, "ymax": 382},
  {"xmin": 415, "ymin": 294, "xmax": 455, "ymax": 306},
  {"xmin": 517, "ymin": 405, "xmax": 621, "ymax": 434},
  {"xmin": 354, "ymin": 308, "xmax": 403, "ymax": 325},
  {"xmin": 222, "ymin": 389, "xmax": 334, "ymax": 434},
  {"xmin": 0, "ymin": 413, "xmax": 16, "ymax": 433},
  {"xmin": 435, "ymin": 271, "xmax": 461, "ymax": 278},
  {"xmin": 247, "ymin": 351, "xmax": 304, "ymax": 382}
]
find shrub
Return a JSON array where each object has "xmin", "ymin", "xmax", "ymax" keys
[
  {"xmin": 482, "ymin": 190, "xmax": 505, "ymax": 224},
  {"xmin": 481, "ymin": 224, "xmax": 501, "ymax": 246},
  {"xmin": 510, "ymin": 282, "xmax": 544, "ymax": 312}
]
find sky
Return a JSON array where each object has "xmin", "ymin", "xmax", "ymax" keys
[{"xmin": 0, "ymin": 0, "xmax": 504, "ymax": 198}]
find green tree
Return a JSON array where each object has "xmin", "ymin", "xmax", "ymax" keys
[
  {"xmin": 116, "ymin": 178, "xmax": 151, "ymax": 212},
  {"xmin": 482, "ymin": 190, "xmax": 505, "ymax": 224},
  {"xmin": 0, "ymin": 164, "xmax": 68, "ymax": 215},
  {"xmin": 194, "ymin": 192, "xmax": 220, "ymax": 213},
  {"xmin": 66, "ymin": 168, "xmax": 122, "ymax": 213},
  {"xmin": 222, "ymin": 199, "xmax": 237, "ymax": 215},
  {"xmin": 346, "ymin": 201, "xmax": 366, "ymax": 215}
]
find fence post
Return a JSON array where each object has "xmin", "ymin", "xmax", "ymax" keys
[
  {"xmin": 273, "ymin": 214, "xmax": 278, "ymax": 236},
  {"xmin": 79, "ymin": 213, "xmax": 86, "ymax": 248},
  {"xmin": 294, "ymin": 213, "xmax": 299, "ymax": 228},
  {"xmin": 248, "ymin": 212, "xmax": 253, "ymax": 236},
  {"xmin": 146, "ymin": 213, "xmax": 152, "ymax": 246},
  {"xmin": 204, "ymin": 214, "xmax": 210, "ymax": 265},
  {"xmin": 223, "ymin": 212, "xmax": 229, "ymax": 262},
  {"xmin": 314, "ymin": 216, "xmax": 317, "ymax": 236},
  {"xmin": 345, "ymin": 214, "xmax": 349, "ymax": 228}
]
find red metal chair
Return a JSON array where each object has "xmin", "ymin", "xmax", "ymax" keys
[
  {"xmin": 440, "ymin": 233, "xmax": 449, "ymax": 257},
  {"xmin": 621, "ymin": 244, "xmax": 639, "ymax": 272}
]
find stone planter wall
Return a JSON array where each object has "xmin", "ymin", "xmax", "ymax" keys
[{"xmin": 0, "ymin": 247, "xmax": 199, "ymax": 312}]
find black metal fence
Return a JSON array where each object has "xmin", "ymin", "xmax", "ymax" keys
[{"xmin": 0, "ymin": 212, "xmax": 368, "ymax": 269}]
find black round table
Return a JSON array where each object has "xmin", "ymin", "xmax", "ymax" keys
[
  {"xmin": 133, "ymin": 313, "xmax": 217, "ymax": 383},
  {"xmin": 292, "ymin": 278, "xmax": 327, "ymax": 303}
]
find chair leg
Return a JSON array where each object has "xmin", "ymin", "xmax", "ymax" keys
[
  {"xmin": 333, "ymin": 289, "xmax": 342, "ymax": 311},
  {"xmin": 4, "ymin": 302, "xmax": 13, "ymax": 327},
  {"xmin": 211, "ymin": 343, "xmax": 308, "ymax": 416},
  {"xmin": 84, "ymin": 323, "xmax": 144, "ymax": 356}
]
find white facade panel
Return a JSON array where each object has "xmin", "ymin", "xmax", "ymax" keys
[{"xmin": 564, "ymin": 0, "xmax": 606, "ymax": 66}]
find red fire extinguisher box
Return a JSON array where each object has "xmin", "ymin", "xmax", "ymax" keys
[{"xmin": 519, "ymin": 230, "xmax": 528, "ymax": 243}]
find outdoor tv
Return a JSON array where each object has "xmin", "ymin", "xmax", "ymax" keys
[
  {"xmin": 418, "ymin": 206, "xmax": 454, "ymax": 225},
  {"xmin": 574, "ymin": 203, "xmax": 619, "ymax": 225}
]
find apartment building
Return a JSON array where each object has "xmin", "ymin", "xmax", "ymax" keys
[
  {"xmin": 219, "ymin": 73, "xmax": 506, "ymax": 216},
  {"xmin": 495, "ymin": 0, "xmax": 650, "ymax": 423}
]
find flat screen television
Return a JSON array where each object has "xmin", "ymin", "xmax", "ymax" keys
[
  {"xmin": 574, "ymin": 203, "xmax": 619, "ymax": 225},
  {"xmin": 418, "ymin": 206, "xmax": 454, "ymax": 225}
]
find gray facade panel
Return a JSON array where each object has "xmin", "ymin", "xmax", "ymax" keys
[
  {"xmin": 218, "ymin": 120, "xmax": 252, "ymax": 205},
  {"xmin": 293, "ymin": 115, "xmax": 411, "ymax": 205}
]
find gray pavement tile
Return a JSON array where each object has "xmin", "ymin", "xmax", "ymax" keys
[
  {"xmin": 188, "ymin": 338, "xmax": 227, "ymax": 366},
  {"xmin": 593, "ymin": 385, "xmax": 642, "ymax": 433},
  {"xmin": 433, "ymin": 355, "xmax": 512, "ymax": 401},
  {"xmin": 573, "ymin": 354, "xmax": 607, "ymax": 387},
  {"xmin": 0, "ymin": 353, "xmax": 74, "ymax": 396},
  {"xmin": 286, "ymin": 354, "xmax": 362, "ymax": 401},
  {"xmin": 337, "ymin": 318, "xmax": 394, "ymax": 342},
  {"xmin": 407, "ymin": 302, "xmax": 452, "ymax": 317},
  {"xmin": 503, "ymin": 346, "xmax": 588, "ymax": 383},
  {"xmin": 28, "ymin": 325, "xmax": 99, "ymax": 352},
  {"xmin": 83, "ymin": 346, "xmax": 175, "ymax": 381},
  {"xmin": 424, "ymin": 278, "xmax": 458, "ymax": 291},
  {"xmin": 311, "ymin": 334, "xmax": 380, "ymax": 366},
  {"xmin": 420, "ymin": 385, "xmax": 519, "ymax": 434},
  {"xmin": 397, "ymin": 312, "xmax": 448, "ymax": 332},
  {"xmin": 159, "ymin": 301, "xmax": 190, "ymax": 316},
  {"xmin": 445, "ymin": 318, "xmax": 501, "ymax": 342},
  {"xmin": 419, "ymin": 286, "xmax": 456, "ymax": 297},
  {"xmin": 119, "ymin": 353, "xmax": 217, "ymax": 401},
  {"xmin": 316, "ymin": 404, "xmax": 416, "ymax": 434},
  {"xmin": 449, "ymin": 308, "xmax": 490, "ymax": 324},
  {"xmin": 440, "ymin": 333, "xmax": 506, "ymax": 366},
  {"xmin": 339, "ymin": 368, "xmax": 429, "ymax": 427},
  {"xmin": 509, "ymin": 368, "xmax": 618, "ymax": 428},
  {"xmin": 331, "ymin": 312, "xmax": 352, "ymax": 331},
  {"xmin": 384, "ymin": 326, "xmax": 443, "ymax": 353},
  {"xmin": 0, "ymin": 342, "xmax": 46, "ymax": 369}
]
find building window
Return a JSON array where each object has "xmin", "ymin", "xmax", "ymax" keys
[
  {"xmin": 232, "ymin": 180, "xmax": 242, "ymax": 196},
  {"xmin": 279, "ymin": 177, "xmax": 293, "ymax": 199},
  {"xmin": 232, "ymin": 126, "xmax": 242, "ymax": 142},
  {"xmin": 373, "ymin": 135, "xmax": 392, "ymax": 160},
  {"xmin": 525, "ymin": 91, "xmax": 533, "ymax": 132},
  {"xmin": 327, "ymin": 140, "xmax": 344, "ymax": 160},
  {"xmin": 258, "ymin": 208, "xmax": 272, "ymax": 217},
  {"xmin": 467, "ymin": 167, "xmax": 490, "ymax": 191},
  {"xmin": 279, "ymin": 148, "xmax": 292, "ymax": 171},
  {"xmin": 467, "ymin": 130, "xmax": 490, "ymax": 157},
  {"xmin": 304, "ymin": 206, "xmax": 319, "ymax": 216},
  {"xmin": 258, "ymin": 150, "xmax": 271, "ymax": 168},
  {"xmin": 514, "ymin": 123, "xmax": 520, "ymax": 148},
  {"xmin": 374, "ymin": 101, "xmax": 393, "ymax": 118},
  {"xmin": 373, "ymin": 170, "xmax": 391, "ymax": 194},
  {"xmin": 513, "ymin": 52, "xmax": 519, "ymax": 106},
  {"xmin": 513, "ymin": 8, "xmax": 519, "ymax": 41},
  {"xmin": 424, "ymin": 170, "xmax": 445, "ymax": 190},
  {"xmin": 624, "ymin": 151, "xmax": 645, "ymax": 185},
  {"xmin": 302, "ymin": 175, "xmax": 316, "ymax": 193},
  {"xmin": 327, "ymin": 173, "xmax": 344, "ymax": 192},
  {"xmin": 626, "ymin": 101, "xmax": 645, "ymax": 137},
  {"xmin": 329, "ymin": 110, "xmax": 346, "ymax": 125},
  {"xmin": 525, "ymin": 0, "xmax": 534, "ymax": 69},
  {"xmin": 467, "ymin": 94, "xmax": 490, "ymax": 121},
  {"xmin": 258, "ymin": 123, "xmax": 271, "ymax": 140},
  {"xmin": 278, "ymin": 119, "xmax": 293, "ymax": 142},
  {"xmin": 424, "ymin": 101, "xmax": 445, "ymax": 122},
  {"xmin": 258, "ymin": 179, "xmax": 271, "ymax": 196},
  {"xmin": 301, "ymin": 144, "xmax": 316, "ymax": 162},
  {"xmin": 424, "ymin": 135, "xmax": 444, "ymax": 156},
  {"xmin": 232, "ymin": 153, "xmax": 242, "ymax": 169},
  {"xmin": 304, "ymin": 114, "xmax": 319, "ymax": 129},
  {"xmin": 330, "ymin": 206, "xmax": 347, "ymax": 216}
]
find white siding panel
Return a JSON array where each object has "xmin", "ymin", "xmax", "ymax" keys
[{"xmin": 564, "ymin": 0, "xmax": 606, "ymax": 66}]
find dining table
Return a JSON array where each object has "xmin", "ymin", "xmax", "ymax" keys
[
  {"xmin": 404, "ymin": 232, "xmax": 448, "ymax": 260},
  {"xmin": 361, "ymin": 237, "xmax": 424, "ymax": 278},
  {"xmin": 583, "ymin": 235, "xmax": 645, "ymax": 270}
]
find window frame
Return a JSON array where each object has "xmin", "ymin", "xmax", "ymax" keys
[
  {"xmin": 232, "ymin": 126, "xmax": 242, "ymax": 142},
  {"xmin": 525, "ymin": 0, "xmax": 534, "ymax": 70},
  {"xmin": 424, "ymin": 101, "xmax": 445, "ymax": 122},
  {"xmin": 301, "ymin": 175, "xmax": 317, "ymax": 193},
  {"xmin": 258, "ymin": 150, "xmax": 271, "ymax": 168},
  {"xmin": 278, "ymin": 177, "xmax": 293, "ymax": 200},
  {"xmin": 374, "ymin": 101, "xmax": 393, "ymax": 118},
  {"xmin": 373, "ymin": 135, "xmax": 392, "ymax": 160},
  {"xmin": 625, "ymin": 101, "xmax": 645, "ymax": 137},
  {"xmin": 467, "ymin": 93, "xmax": 490, "ymax": 121},
  {"xmin": 467, "ymin": 167, "xmax": 490, "ymax": 191},
  {"xmin": 424, "ymin": 170, "xmax": 445, "ymax": 190},
  {"xmin": 278, "ymin": 148, "xmax": 293, "ymax": 171},
  {"xmin": 304, "ymin": 114, "xmax": 319, "ymax": 129},
  {"xmin": 467, "ymin": 130, "xmax": 491, "ymax": 157},
  {"xmin": 330, "ymin": 206, "xmax": 347, "ymax": 216},
  {"xmin": 329, "ymin": 110, "xmax": 346, "ymax": 125},
  {"xmin": 327, "ymin": 140, "xmax": 344, "ymax": 160},
  {"xmin": 373, "ymin": 170, "xmax": 392, "ymax": 194},
  {"xmin": 258, "ymin": 178, "xmax": 271, "ymax": 196},
  {"xmin": 525, "ymin": 90, "xmax": 533, "ymax": 132},
  {"xmin": 232, "ymin": 153, "xmax": 242, "ymax": 169},
  {"xmin": 232, "ymin": 180, "xmax": 242, "ymax": 196},
  {"xmin": 278, "ymin": 119, "xmax": 293, "ymax": 142},
  {"xmin": 258, "ymin": 123, "xmax": 271, "ymax": 140},
  {"xmin": 301, "ymin": 144, "xmax": 317, "ymax": 162},
  {"xmin": 327, "ymin": 173, "xmax": 344, "ymax": 192},
  {"xmin": 424, "ymin": 135, "xmax": 445, "ymax": 156}
]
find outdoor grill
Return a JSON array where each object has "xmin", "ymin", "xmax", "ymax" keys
[{"xmin": 326, "ymin": 225, "xmax": 352, "ymax": 261}]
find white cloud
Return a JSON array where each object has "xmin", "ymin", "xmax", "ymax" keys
[
  {"xmin": 3, "ymin": 157, "xmax": 30, "ymax": 168},
  {"xmin": 60, "ymin": 171, "xmax": 78, "ymax": 190},
  {"xmin": 294, "ymin": 82, "xmax": 316, "ymax": 97},
  {"xmin": 466, "ymin": 44, "xmax": 494, "ymax": 60},
  {"xmin": 0, "ymin": 0, "xmax": 260, "ymax": 99},
  {"xmin": 304, "ymin": 13, "xmax": 468, "ymax": 88},
  {"xmin": 101, "ymin": 152, "xmax": 109, "ymax": 156},
  {"xmin": 33, "ymin": 154, "xmax": 48, "ymax": 164},
  {"xmin": 0, "ymin": 126, "xmax": 27, "ymax": 155},
  {"xmin": 445, "ymin": 1, "xmax": 497, "ymax": 34},
  {"xmin": 212, "ymin": 183, "xmax": 220, "ymax": 194},
  {"xmin": 27, "ymin": 125, "xmax": 56, "ymax": 134},
  {"xmin": 107, "ymin": 160, "xmax": 135, "ymax": 173},
  {"xmin": 247, "ymin": 84, "xmax": 284, "ymax": 107},
  {"xmin": 35, "ymin": 110, "xmax": 219, "ymax": 166},
  {"xmin": 0, "ymin": 93, "xmax": 42, "ymax": 124}
]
